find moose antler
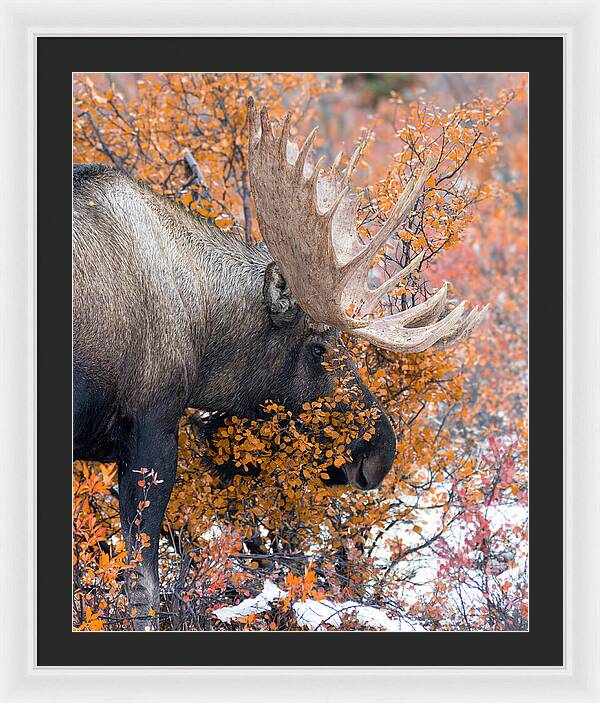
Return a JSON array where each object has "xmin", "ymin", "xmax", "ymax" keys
[{"xmin": 247, "ymin": 97, "xmax": 488, "ymax": 353}]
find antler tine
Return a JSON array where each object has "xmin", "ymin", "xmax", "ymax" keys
[
  {"xmin": 295, "ymin": 126, "xmax": 318, "ymax": 178},
  {"xmin": 402, "ymin": 283, "xmax": 450, "ymax": 328},
  {"xmin": 341, "ymin": 141, "xmax": 363, "ymax": 189},
  {"xmin": 279, "ymin": 111, "xmax": 292, "ymax": 162},
  {"xmin": 324, "ymin": 185, "xmax": 350, "ymax": 223},
  {"xmin": 332, "ymin": 150, "xmax": 344, "ymax": 172},
  {"xmin": 359, "ymin": 300, "xmax": 469, "ymax": 354},
  {"xmin": 336, "ymin": 153, "xmax": 436, "ymax": 323},
  {"xmin": 247, "ymin": 95, "xmax": 260, "ymax": 144},
  {"xmin": 366, "ymin": 282, "xmax": 451, "ymax": 331},
  {"xmin": 360, "ymin": 250, "xmax": 425, "ymax": 316},
  {"xmin": 309, "ymin": 155, "xmax": 326, "ymax": 191},
  {"xmin": 437, "ymin": 304, "xmax": 490, "ymax": 349},
  {"xmin": 348, "ymin": 153, "xmax": 436, "ymax": 275},
  {"xmin": 259, "ymin": 106, "xmax": 275, "ymax": 145}
]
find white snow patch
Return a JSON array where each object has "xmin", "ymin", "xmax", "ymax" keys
[
  {"xmin": 293, "ymin": 599, "xmax": 402, "ymax": 631},
  {"xmin": 212, "ymin": 579, "xmax": 403, "ymax": 631},
  {"xmin": 212, "ymin": 580, "xmax": 286, "ymax": 622}
]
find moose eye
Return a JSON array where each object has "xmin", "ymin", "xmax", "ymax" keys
[{"xmin": 311, "ymin": 344, "xmax": 327, "ymax": 359}]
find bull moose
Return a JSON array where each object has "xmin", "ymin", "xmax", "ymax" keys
[{"xmin": 73, "ymin": 97, "xmax": 486, "ymax": 629}]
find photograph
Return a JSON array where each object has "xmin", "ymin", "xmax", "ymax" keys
[{"xmin": 71, "ymin": 71, "xmax": 529, "ymax": 633}]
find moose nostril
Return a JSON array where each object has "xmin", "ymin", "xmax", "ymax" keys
[{"xmin": 356, "ymin": 457, "xmax": 370, "ymax": 490}]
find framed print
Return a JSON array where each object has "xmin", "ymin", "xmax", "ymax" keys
[
  {"xmin": 50, "ymin": 38, "xmax": 559, "ymax": 661},
  {"xmin": 0, "ymin": 0, "xmax": 597, "ymax": 701}
]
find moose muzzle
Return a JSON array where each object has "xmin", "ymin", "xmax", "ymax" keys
[{"xmin": 344, "ymin": 413, "xmax": 397, "ymax": 490}]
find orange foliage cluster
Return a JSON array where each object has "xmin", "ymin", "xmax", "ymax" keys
[
  {"xmin": 73, "ymin": 72, "xmax": 337, "ymax": 239},
  {"xmin": 72, "ymin": 72, "xmax": 528, "ymax": 631},
  {"xmin": 73, "ymin": 462, "xmax": 149, "ymax": 630}
]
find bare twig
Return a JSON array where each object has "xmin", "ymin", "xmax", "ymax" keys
[{"xmin": 183, "ymin": 149, "xmax": 211, "ymax": 203}]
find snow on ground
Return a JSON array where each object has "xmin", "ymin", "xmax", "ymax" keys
[
  {"xmin": 209, "ymin": 497, "xmax": 528, "ymax": 630},
  {"xmin": 293, "ymin": 599, "xmax": 401, "ymax": 631},
  {"xmin": 212, "ymin": 579, "xmax": 404, "ymax": 630},
  {"xmin": 213, "ymin": 580, "xmax": 286, "ymax": 622}
]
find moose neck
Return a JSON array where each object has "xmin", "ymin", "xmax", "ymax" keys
[{"xmin": 178, "ymin": 220, "xmax": 274, "ymax": 414}]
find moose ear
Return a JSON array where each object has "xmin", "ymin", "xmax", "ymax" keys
[{"xmin": 263, "ymin": 261, "xmax": 299, "ymax": 326}]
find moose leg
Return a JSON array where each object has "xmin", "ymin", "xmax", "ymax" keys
[{"xmin": 118, "ymin": 417, "xmax": 178, "ymax": 631}]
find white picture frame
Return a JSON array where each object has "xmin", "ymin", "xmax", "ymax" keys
[{"xmin": 0, "ymin": 0, "xmax": 595, "ymax": 700}]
